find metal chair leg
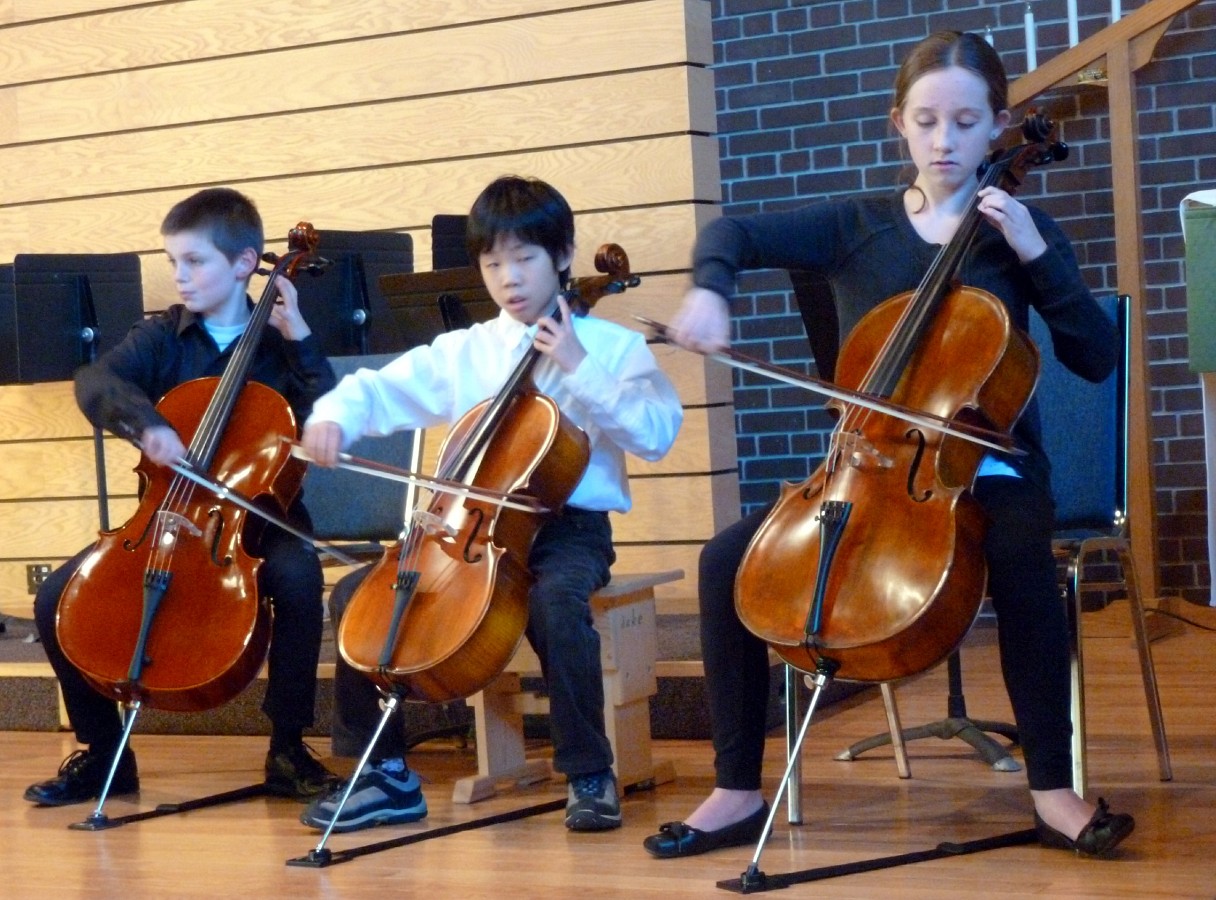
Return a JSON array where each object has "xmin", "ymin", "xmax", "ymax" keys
[
  {"xmin": 1115, "ymin": 543, "xmax": 1173, "ymax": 781},
  {"xmin": 1063, "ymin": 550, "xmax": 1088, "ymax": 797},
  {"xmin": 784, "ymin": 665, "xmax": 804, "ymax": 825}
]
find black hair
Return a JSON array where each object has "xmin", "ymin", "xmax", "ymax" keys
[{"xmin": 465, "ymin": 176, "xmax": 575, "ymax": 283}]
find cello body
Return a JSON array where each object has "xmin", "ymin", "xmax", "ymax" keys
[
  {"xmin": 735, "ymin": 286, "xmax": 1038, "ymax": 682},
  {"xmin": 56, "ymin": 380, "xmax": 301, "ymax": 710},
  {"xmin": 338, "ymin": 391, "xmax": 589, "ymax": 703},
  {"xmin": 55, "ymin": 222, "xmax": 322, "ymax": 712}
]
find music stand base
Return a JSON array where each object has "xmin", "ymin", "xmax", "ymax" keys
[
  {"xmin": 836, "ymin": 651, "xmax": 1021, "ymax": 772},
  {"xmin": 835, "ymin": 716, "xmax": 1021, "ymax": 771}
]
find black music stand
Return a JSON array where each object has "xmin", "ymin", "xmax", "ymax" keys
[
  {"xmin": 431, "ymin": 214, "xmax": 469, "ymax": 270},
  {"xmin": 5, "ymin": 254, "xmax": 144, "ymax": 530},
  {"xmin": 378, "ymin": 266, "xmax": 499, "ymax": 351},
  {"xmin": 291, "ymin": 230, "xmax": 413, "ymax": 356},
  {"xmin": 376, "ymin": 213, "xmax": 498, "ymax": 350}
]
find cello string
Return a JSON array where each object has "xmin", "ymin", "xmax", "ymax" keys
[{"xmin": 147, "ymin": 464, "xmax": 203, "ymax": 575}]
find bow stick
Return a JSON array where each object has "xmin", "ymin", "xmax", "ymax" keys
[
  {"xmin": 636, "ymin": 315, "xmax": 1024, "ymax": 456},
  {"xmin": 284, "ymin": 440, "xmax": 549, "ymax": 514},
  {"xmin": 115, "ymin": 423, "xmax": 361, "ymax": 565},
  {"xmin": 164, "ymin": 457, "xmax": 361, "ymax": 566}
]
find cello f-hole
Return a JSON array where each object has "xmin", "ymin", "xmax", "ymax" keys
[
  {"xmin": 207, "ymin": 507, "xmax": 233, "ymax": 566},
  {"xmin": 904, "ymin": 428, "xmax": 932, "ymax": 502},
  {"xmin": 122, "ymin": 524, "xmax": 151, "ymax": 553},
  {"xmin": 462, "ymin": 508, "xmax": 486, "ymax": 564}
]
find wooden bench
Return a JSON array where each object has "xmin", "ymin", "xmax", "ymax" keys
[{"xmin": 452, "ymin": 569, "xmax": 682, "ymax": 804}]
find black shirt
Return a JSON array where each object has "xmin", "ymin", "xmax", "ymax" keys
[
  {"xmin": 692, "ymin": 189, "xmax": 1119, "ymax": 493},
  {"xmin": 75, "ymin": 301, "xmax": 336, "ymax": 442}
]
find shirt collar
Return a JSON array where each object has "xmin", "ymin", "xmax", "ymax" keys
[
  {"xmin": 492, "ymin": 308, "xmax": 537, "ymax": 349},
  {"xmin": 175, "ymin": 295, "xmax": 255, "ymax": 337}
]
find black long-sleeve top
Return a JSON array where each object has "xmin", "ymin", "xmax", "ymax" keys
[
  {"xmin": 76, "ymin": 302, "xmax": 336, "ymax": 439},
  {"xmin": 693, "ymin": 189, "xmax": 1119, "ymax": 494}
]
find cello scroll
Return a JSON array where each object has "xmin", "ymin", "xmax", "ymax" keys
[{"xmin": 562, "ymin": 243, "xmax": 641, "ymax": 314}]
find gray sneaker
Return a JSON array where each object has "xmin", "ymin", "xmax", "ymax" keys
[
  {"xmin": 565, "ymin": 769, "xmax": 621, "ymax": 831},
  {"xmin": 299, "ymin": 762, "xmax": 427, "ymax": 833}
]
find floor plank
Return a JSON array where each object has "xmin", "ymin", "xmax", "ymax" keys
[{"xmin": 3, "ymin": 600, "xmax": 1214, "ymax": 898}]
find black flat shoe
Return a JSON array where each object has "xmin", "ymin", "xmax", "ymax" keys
[
  {"xmin": 1034, "ymin": 797, "xmax": 1135, "ymax": 857},
  {"xmin": 643, "ymin": 802, "xmax": 769, "ymax": 859}
]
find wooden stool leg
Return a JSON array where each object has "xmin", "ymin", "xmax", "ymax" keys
[{"xmin": 452, "ymin": 672, "xmax": 550, "ymax": 804}]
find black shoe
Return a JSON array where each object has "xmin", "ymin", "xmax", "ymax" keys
[
  {"xmin": 24, "ymin": 747, "xmax": 139, "ymax": 807},
  {"xmin": 264, "ymin": 743, "xmax": 342, "ymax": 801},
  {"xmin": 1034, "ymin": 797, "xmax": 1135, "ymax": 857},
  {"xmin": 643, "ymin": 802, "xmax": 769, "ymax": 859}
]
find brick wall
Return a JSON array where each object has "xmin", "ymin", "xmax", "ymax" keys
[{"xmin": 708, "ymin": 0, "xmax": 1215, "ymax": 602}]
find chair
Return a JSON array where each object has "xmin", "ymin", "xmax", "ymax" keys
[
  {"xmin": 814, "ymin": 294, "xmax": 1172, "ymax": 801},
  {"xmin": 1033, "ymin": 294, "xmax": 1172, "ymax": 793},
  {"xmin": 300, "ymin": 353, "xmax": 422, "ymax": 568}
]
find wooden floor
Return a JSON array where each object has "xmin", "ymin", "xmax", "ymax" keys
[{"xmin": 3, "ymin": 600, "xmax": 1215, "ymax": 899}]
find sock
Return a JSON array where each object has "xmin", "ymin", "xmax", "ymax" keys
[
  {"xmin": 88, "ymin": 736, "xmax": 124, "ymax": 759},
  {"xmin": 269, "ymin": 729, "xmax": 303, "ymax": 755}
]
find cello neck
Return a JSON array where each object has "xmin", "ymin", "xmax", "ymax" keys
[
  {"xmin": 436, "ymin": 308, "xmax": 554, "ymax": 484},
  {"xmin": 861, "ymin": 113, "xmax": 1067, "ymax": 399},
  {"xmin": 185, "ymin": 224, "xmax": 322, "ymax": 470}
]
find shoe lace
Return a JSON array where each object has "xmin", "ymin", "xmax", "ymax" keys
[
  {"xmin": 58, "ymin": 749, "xmax": 91, "ymax": 777},
  {"xmin": 571, "ymin": 771, "xmax": 609, "ymax": 800},
  {"xmin": 286, "ymin": 742, "xmax": 337, "ymax": 781}
]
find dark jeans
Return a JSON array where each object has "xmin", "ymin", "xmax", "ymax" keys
[
  {"xmin": 330, "ymin": 505, "xmax": 616, "ymax": 777},
  {"xmin": 34, "ymin": 526, "xmax": 325, "ymax": 748},
  {"xmin": 701, "ymin": 474, "xmax": 1072, "ymax": 793}
]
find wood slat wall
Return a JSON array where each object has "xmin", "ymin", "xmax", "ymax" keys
[{"xmin": 0, "ymin": 0, "xmax": 730, "ymax": 619}]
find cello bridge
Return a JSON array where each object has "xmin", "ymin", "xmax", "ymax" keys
[
  {"xmin": 839, "ymin": 433, "xmax": 894, "ymax": 469},
  {"xmin": 409, "ymin": 509, "xmax": 456, "ymax": 538},
  {"xmin": 155, "ymin": 510, "xmax": 203, "ymax": 541}
]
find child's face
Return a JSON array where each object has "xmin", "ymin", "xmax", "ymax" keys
[
  {"xmin": 891, "ymin": 64, "xmax": 1009, "ymax": 198},
  {"xmin": 163, "ymin": 229, "xmax": 255, "ymax": 321},
  {"xmin": 478, "ymin": 234, "xmax": 570, "ymax": 326}
]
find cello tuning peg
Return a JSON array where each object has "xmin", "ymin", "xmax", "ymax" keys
[
  {"xmin": 303, "ymin": 256, "xmax": 331, "ymax": 277},
  {"xmin": 1020, "ymin": 110, "xmax": 1055, "ymax": 143}
]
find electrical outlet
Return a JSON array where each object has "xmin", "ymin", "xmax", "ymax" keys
[{"xmin": 26, "ymin": 563, "xmax": 53, "ymax": 594}]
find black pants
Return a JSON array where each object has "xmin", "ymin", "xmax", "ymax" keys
[
  {"xmin": 700, "ymin": 475, "xmax": 1073, "ymax": 793},
  {"xmin": 34, "ymin": 526, "xmax": 325, "ymax": 748},
  {"xmin": 330, "ymin": 506, "xmax": 616, "ymax": 777}
]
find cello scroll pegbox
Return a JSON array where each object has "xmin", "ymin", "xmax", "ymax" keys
[
  {"xmin": 562, "ymin": 243, "xmax": 642, "ymax": 315},
  {"xmin": 260, "ymin": 222, "xmax": 330, "ymax": 278},
  {"xmin": 1020, "ymin": 108, "xmax": 1054, "ymax": 142},
  {"xmin": 1020, "ymin": 109, "xmax": 1069, "ymax": 165}
]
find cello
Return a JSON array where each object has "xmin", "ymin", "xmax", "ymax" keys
[
  {"xmin": 336, "ymin": 245, "xmax": 640, "ymax": 704},
  {"xmin": 56, "ymin": 223, "xmax": 326, "ymax": 713},
  {"xmin": 733, "ymin": 113, "xmax": 1068, "ymax": 684}
]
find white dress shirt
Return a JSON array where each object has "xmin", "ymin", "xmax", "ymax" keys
[{"xmin": 307, "ymin": 308, "xmax": 683, "ymax": 513}]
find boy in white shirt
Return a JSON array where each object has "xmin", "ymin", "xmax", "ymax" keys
[{"xmin": 300, "ymin": 175, "xmax": 683, "ymax": 833}]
